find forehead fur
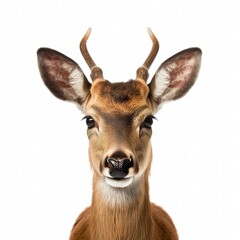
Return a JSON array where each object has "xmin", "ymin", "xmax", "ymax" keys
[{"xmin": 90, "ymin": 80, "xmax": 150, "ymax": 113}]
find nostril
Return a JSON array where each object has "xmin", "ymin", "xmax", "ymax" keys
[
  {"xmin": 106, "ymin": 158, "xmax": 132, "ymax": 170},
  {"xmin": 106, "ymin": 158, "xmax": 117, "ymax": 170},
  {"xmin": 106, "ymin": 158, "xmax": 133, "ymax": 179},
  {"xmin": 122, "ymin": 158, "xmax": 133, "ymax": 170}
]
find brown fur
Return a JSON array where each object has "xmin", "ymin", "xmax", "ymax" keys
[
  {"xmin": 70, "ymin": 173, "xmax": 178, "ymax": 240},
  {"xmin": 68, "ymin": 80, "xmax": 179, "ymax": 239},
  {"xmin": 70, "ymin": 205, "xmax": 178, "ymax": 240},
  {"xmin": 68, "ymin": 81, "xmax": 180, "ymax": 240},
  {"xmin": 37, "ymin": 40, "xmax": 201, "ymax": 240}
]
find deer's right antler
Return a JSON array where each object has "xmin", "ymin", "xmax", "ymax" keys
[{"xmin": 80, "ymin": 28, "xmax": 104, "ymax": 81}]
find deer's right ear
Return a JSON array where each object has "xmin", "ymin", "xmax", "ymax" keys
[{"xmin": 37, "ymin": 48, "xmax": 91, "ymax": 107}]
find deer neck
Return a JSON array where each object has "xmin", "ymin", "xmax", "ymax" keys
[{"xmin": 90, "ymin": 173, "xmax": 153, "ymax": 240}]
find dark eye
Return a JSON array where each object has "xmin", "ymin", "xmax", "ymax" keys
[
  {"xmin": 141, "ymin": 116, "xmax": 154, "ymax": 129},
  {"xmin": 85, "ymin": 116, "xmax": 95, "ymax": 129}
]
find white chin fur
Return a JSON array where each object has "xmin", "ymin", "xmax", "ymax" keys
[{"xmin": 105, "ymin": 177, "xmax": 133, "ymax": 188}]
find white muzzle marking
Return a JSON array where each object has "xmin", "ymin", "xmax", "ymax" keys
[{"xmin": 105, "ymin": 176, "xmax": 133, "ymax": 188}]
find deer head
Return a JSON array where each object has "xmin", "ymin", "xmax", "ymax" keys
[{"xmin": 37, "ymin": 28, "xmax": 201, "ymax": 194}]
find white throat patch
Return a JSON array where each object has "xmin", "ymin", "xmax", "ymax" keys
[{"xmin": 98, "ymin": 176, "xmax": 141, "ymax": 206}]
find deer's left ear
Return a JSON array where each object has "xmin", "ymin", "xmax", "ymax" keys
[{"xmin": 148, "ymin": 48, "xmax": 202, "ymax": 112}]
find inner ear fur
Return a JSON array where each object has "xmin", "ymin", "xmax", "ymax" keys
[
  {"xmin": 148, "ymin": 48, "xmax": 202, "ymax": 110},
  {"xmin": 37, "ymin": 48, "xmax": 91, "ymax": 105}
]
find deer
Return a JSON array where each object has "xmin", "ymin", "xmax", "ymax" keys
[{"xmin": 37, "ymin": 28, "xmax": 201, "ymax": 240}]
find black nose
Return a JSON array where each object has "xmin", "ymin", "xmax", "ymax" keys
[{"xmin": 106, "ymin": 157, "xmax": 133, "ymax": 179}]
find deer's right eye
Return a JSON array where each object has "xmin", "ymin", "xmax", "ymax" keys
[{"xmin": 85, "ymin": 116, "xmax": 96, "ymax": 129}]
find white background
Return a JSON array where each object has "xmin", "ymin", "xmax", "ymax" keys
[{"xmin": 1, "ymin": 0, "xmax": 239, "ymax": 239}]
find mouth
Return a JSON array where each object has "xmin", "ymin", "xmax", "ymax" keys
[{"xmin": 105, "ymin": 176, "xmax": 134, "ymax": 188}]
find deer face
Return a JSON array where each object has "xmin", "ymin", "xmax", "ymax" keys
[
  {"xmin": 83, "ymin": 80, "xmax": 153, "ymax": 188},
  {"xmin": 37, "ymin": 28, "xmax": 201, "ymax": 189}
]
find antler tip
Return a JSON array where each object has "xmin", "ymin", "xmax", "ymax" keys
[
  {"xmin": 147, "ymin": 27, "xmax": 157, "ymax": 41},
  {"xmin": 147, "ymin": 27, "xmax": 152, "ymax": 34},
  {"xmin": 84, "ymin": 27, "xmax": 92, "ymax": 39}
]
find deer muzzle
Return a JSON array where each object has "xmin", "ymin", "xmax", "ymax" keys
[{"xmin": 103, "ymin": 151, "xmax": 135, "ymax": 188}]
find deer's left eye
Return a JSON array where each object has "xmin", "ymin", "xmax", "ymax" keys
[{"xmin": 141, "ymin": 116, "xmax": 154, "ymax": 129}]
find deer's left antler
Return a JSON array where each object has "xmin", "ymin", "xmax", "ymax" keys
[{"xmin": 136, "ymin": 28, "xmax": 159, "ymax": 82}]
